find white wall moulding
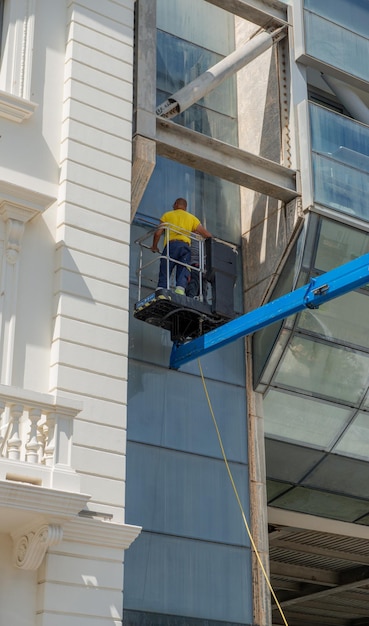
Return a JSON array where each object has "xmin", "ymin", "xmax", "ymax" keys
[
  {"xmin": 0, "ymin": 480, "xmax": 90, "ymax": 537},
  {"xmin": 0, "ymin": 89, "xmax": 37, "ymax": 122},
  {"xmin": 0, "ymin": 384, "xmax": 83, "ymax": 491},
  {"xmin": 64, "ymin": 516, "xmax": 141, "ymax": 551},
  {"xmin": 12, "ymin": 523, "xmax": 63, "ymax": 570},
  {"xmin": 0, "ymin": 0, "xmax": 36, "ymax": 100},
  {"xmin": 0, "ymin": 181, "xmax": 56, "ymax": 216}
]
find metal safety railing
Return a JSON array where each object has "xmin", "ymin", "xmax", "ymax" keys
[{"xmin": 134, "ymin": 224, "xmax": 209, "ymax": 302}]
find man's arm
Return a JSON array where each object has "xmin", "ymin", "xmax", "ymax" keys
[
  {"xmin": 195, "ymin": 223, "xmax": 212, "ymax": 239},
  {"xmin": 151, "ymin": 224, "xmax": 164, "ymax": 252}
]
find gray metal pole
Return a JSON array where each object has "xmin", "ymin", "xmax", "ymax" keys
[{"xmin": 156, "ymin": 27, "xmax": 286, "ymax": 119}]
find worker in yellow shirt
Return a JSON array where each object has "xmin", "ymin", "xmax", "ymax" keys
[{"xmin": 151, "ymin": 197, "xmax": 211, "ymax": 294}]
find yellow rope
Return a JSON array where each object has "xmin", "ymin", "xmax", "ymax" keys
[{"xmin": 198, "ymin": 358, "xmax": 289, "ymax": 626}]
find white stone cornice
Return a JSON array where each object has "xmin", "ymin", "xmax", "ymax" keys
[
  {"xmin": 0, "ymin": 481, "xmax": 90, "ymax": 523},
  {"xmin": 0, "ymin": 181, "xmax": 56, "ymax": 217},
  {"xmin": 64, "ymin": 516, "xmax": 141, "ymax": 550},
  {"xmin": 12, "ymin": 523, "xmax": 63, "ymax": 570},
  {"xmin": 0, "ymin": 90, "xmax": 37, "ymax": 123}
]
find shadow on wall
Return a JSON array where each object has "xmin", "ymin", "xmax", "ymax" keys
[{"xmin": 242, "ymin": 45, "xmax": 301, "ymax": 312}]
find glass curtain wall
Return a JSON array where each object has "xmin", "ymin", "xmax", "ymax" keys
[
  {"xmin": 253, "ymin": 212, "xmax": 369, "ymax": 524},
  {"xmin": 125, "ymin": 2, "xmax": 251, "ymax": 625},
  {"xmin": 303, "ymin": 0, "xmax": 369, "ymax": 82},
  {"xmin": 310, "ymin": 103, "xmax": 369, "ymax": 222}
]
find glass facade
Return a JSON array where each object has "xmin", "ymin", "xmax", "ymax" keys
[
  {"xmin": 254, "ymin": 210, "xmax": 369, "ymax": 523},
  {"xmin": 310, "ymin": 103, "xmax": 369, "ymax": 222},
  {"xmin": 125, "ymin": 2, "xmax": 250, "ymax": 624},
  {"xmin": 304, "ymin": 0, "xmax": 369, "ymax": 83},
  {"xmin": 156, "ymin": 0, "xmax": 238, "ymax": 145}
]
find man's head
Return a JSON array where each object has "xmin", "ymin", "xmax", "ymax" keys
[{"xmin": 173, "ymin": 198, "xmax": 187, "ymax": 211}]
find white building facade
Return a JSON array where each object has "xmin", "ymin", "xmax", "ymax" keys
[
  {"xmin": 0, "ymin": 1, "xmax": 140, "ymax": 624},
  {"xmin": 2, "ymin": 1, "xmax": 369, "ymax": 626}
]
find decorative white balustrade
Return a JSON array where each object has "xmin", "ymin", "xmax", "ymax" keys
[{"xmin": 0, "ymin": 384, "xmax": 82, "ymax": 490}]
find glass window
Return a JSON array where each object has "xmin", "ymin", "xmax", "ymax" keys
[
  {"xmin": 274, "ymin": 336, "xmax": 369, "ymax": 405},
  {"xmin": 271, "ymin": 485, "xmax": 369, "ymax": 522},
  {"xmin": 314, "ymin": 218, "xmax": 369, "ymax": 272},
  {"xmin": 310, "ymin": 104, "xmax": 369, "ymax": 221},
  {"xmin": 126, "ymin": 442, "xmax": 249, "ymax": 545},
  {"xmin": 304, "ymin": 0, "xmax": 369, "ymax": 39},
  {"xmin": 157, "ymin": 0, "xmax": 235, "ymax": 56},
  {"xmin": 157, "ymin": 32, "xmax": 237, "ymax": 118},
  {"xmin": 123, "ymin": 532, "xmax": 252, "ymax": 624},
  {"xmin": 135, "ymin": 156, "xmax": 241, "ymax": 244},
  {"xmin": 263, "ymin": 389, "xmax": 353, "ymax": 449},
  {"xmin": 297, "ymin": 291, "xmax": 369, "ymax": 349},
  {"xmin": 334, "ymin": 412, "xmax": 369, "ymax": 460},
  {"xmin": 304, "ymin": 1, "xmax": 369, "ymax": 82},
  {"xmin": 156, "ymin": 0, "xmax": 238, "ymax": 145},
  {"xmin": 127, "ymin": 360, "xmax": 247, "ymax": 461}
]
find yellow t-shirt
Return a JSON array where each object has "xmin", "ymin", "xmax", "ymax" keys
[{"xmin": 160, "ymin": 209, "xmax": 200, "ymax": 245}]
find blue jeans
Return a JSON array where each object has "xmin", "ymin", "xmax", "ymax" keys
[{"xmin": 158, "ymin": 240, "xmax": 191, "ymax": 289}]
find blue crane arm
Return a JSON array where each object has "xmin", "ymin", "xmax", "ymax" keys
[{"xmin": 169, "ymin": 252, "xmax": 369, "ymax": 370}]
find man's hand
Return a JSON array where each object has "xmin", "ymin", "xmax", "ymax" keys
[{"xmin": 151, "ymin": 245, "xmax": 160, "ymax": 253}]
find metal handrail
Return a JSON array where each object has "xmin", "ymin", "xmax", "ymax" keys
[{"xmin": 134, "ymin": 224, "xmax": 207, "ymax": 301}]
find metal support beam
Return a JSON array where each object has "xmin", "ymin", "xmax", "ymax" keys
[
  {"xmin": 156, "ymin": 28, "xmax": 286, "ymax": 119},
  {"xmin": 156, "ymin": 117, "xmax": 297, "ymax": 201},
  {"xmin": 169, "ymin": 253, "xmax": 369, "ymax": 369},
  {"xmin": 204, "ymin": 0, "xmax": 288, "ymax": 29}
]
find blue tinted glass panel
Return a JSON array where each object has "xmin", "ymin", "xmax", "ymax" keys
[
  {"xmin": 123, "ymin": 532, "xmax": 252, "ymax": 624},
  {"xmin": 304, "ymin": 0, "xmax": 369, "ymax": 40},
  {"xmin": 157, "ymin": 31, "xmax": 237, "ymax": 119},
  {"xmin": 127, "ymin": 360, "xmax": 247, "ymax": 462},
  {"xmin": 136, "ymin": 157, "xmax": 241, "ymax": 244},
  {"xmin": 126, "ymin": 442, "xmax": 249, "ymax": 545},
  {"xmin": 129, "ymin": 295, "xmax": 246, "ymax": 383},
  {"xmin": 310, "ymin": 104, "xmax": 369, "ymax": 221},
  {"xmin": 157, "ymin": 0, "xmax": 235, "ymax": 56},
  {"xmin": 304, "ymin": 9, "xmax": 369, "ymax": 82},
  {"xmin": 157, "ymin": 89, "xmax": 238, "ymax": 146}
]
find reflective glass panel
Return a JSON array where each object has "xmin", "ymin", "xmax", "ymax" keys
[
  {"xmin": 156, "ymin": 1, "xmax": 237, "ymax": 145},
  {"xmin": 157, "ymin": 32, "xmax": 237, "ymax": 119},
  {"xmin": 126, "ymin": 442, "xmax": 249, "ymax": 545},
  {"xmin": 266, "ymin": 480, "xmax": 292, "ymax": 502},
  {"xmin": 274, "ymin": 336, "xmax": 369, "ymax": 405},
  {"xmin": 136, "ymin": 157, "xmax": 241, "ymax": 244},
  {"xmin": 314, "ymin": 218, "xmax": 369, "ymax": 272},
  {"xmin": 157, "ymin": 0, "xmax": 235, "ymax": 56},
  {"xmin": 304, "ymin": 4, "xmax": 369, "ymax": 82},
  {"xmin": 310, "ymin": 104, "xmax": 369, "ymax": 221},
  {"xmin": 334, "ymin": 411, "xmax": 369, "ymax": 460},
  {"xmin": 297, "ymin": 292, "xmax": 369, "ymax": 349},
  {"xmin": 263, "ymin": 388, "xmax": 352, "ymax": 449},
  {"xmin": 304, "ymin": 0, "xmax": 369, "ymax": 40},
  {"xmin": 271, "ymin": 485, "xmax": 369, "ymax": 522},
  {"xmin": 124, "ymin": 532, "xmax": 252, "ymax": 623},
  {"xmin": 128, "ymin": 360, "xmax": 247, "ymax": 462}
]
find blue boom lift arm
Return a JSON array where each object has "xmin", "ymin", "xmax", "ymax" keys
[{"xmin": 169, "ymin": 252, "xmax": 369, "ymax": 370}]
